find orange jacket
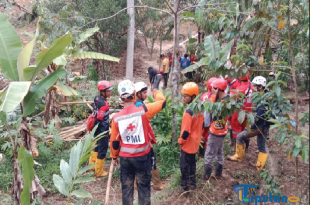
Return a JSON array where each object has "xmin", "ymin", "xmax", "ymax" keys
[
  {"xmin": 178, "ymin": 109, "xmax": 204, "ymax": 154},
  {"xmin": 145, "ymin": 90, "xmax": 166, "ymax": 120},
  {"xmin": 208, "ymin": 94, "xmax": 229, "ymax": 136}
]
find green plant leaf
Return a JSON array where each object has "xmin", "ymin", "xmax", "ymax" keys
[
  {"xmin": 302, "ymin": 148, "xmax": 309, "ymax": 163},
  {"xmin": 17, "ymin": 26, "xmax": 39, "ymax": 81},
  {"xmin": 0, "ymin": 111, "xmax": 7, "ymax": 125},
  {"xmin": 54, "ymin": 84, "xmax": 80, "ymax": 96},
  {"xmin": 53, "ymin": 55, "xmax": 67, "ymax": 66},
  {"xmin": 18, "ymin": 146, "xmax": 35, "ymax": 205},
  {"xmin": 219, "ymin": 39, "xmax": 234, "ymax": 63},
  {"xmin": 0, "ymin": 82, "xmax": 31, "ymax": 113},
  {"xmin": 89, "ymin": 202, "xmax": 102, "ymax": 205},
  {"xmin": 275, "ymin": 87, "xmax": 281, "ymax": 97},
  {"xmin": 269, "ymin": 123, "xmax": 282, "ymax": 130},
  {"xmin": 75, "ymin": 199, "xmax": 83, "ymax": 205},
  {"xmin": 292, "ymin": 147, "xmax": 301, "ymax": 158},
  {"xmin": 60, "ymin": 159, "xmax": 72, "ymax": 185},
  {"xmin": 69, "ymin": 140, "xmax": 82, "ymax": 176},
  {"xmin": 25, "ymin": 34, "xmax": 73, "ymax": 81},
  {"xmin": 77, "ymin": 164, "xmax": 95, "ymax": 175},
  {"xmin": 70, "ymin": 52, "xmax": 120, "ymax": 63},
  {"xmin": 238, "ymin": 110, "xmax": 246, "ymax": 124},
  {"xmin": 204, "ymin": 35, "xmax": 220, "ymax": 60},
  {"xmin": 53, "ymin": 174, "xmax": 69, "ymax": 196},
  {"xmin": 0, "ymin": 13, "xmax": 23, "ymax": 81},
  {"xmin": 295, "ymin": 137, "xmax": 302, "ymax": 149},
  {"xmin": 71, "ymin": 189, "xmax": 92, "ymax": 198},
  {"xmin": 77, "ymin": 26, "xmax": 100, "ymax": 44},
  {"xmin": 23, "ymin": 68, "xmax": 66, "ymax": 116},
  {"xmin": 74, "ymin": 177, "xmax": 95, "ymax": 184}
]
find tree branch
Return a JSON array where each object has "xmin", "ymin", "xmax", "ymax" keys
[
  {"xmin": 81, "ymin": 6, "xmax": 173, "ymax": 28},
  {"xmin": 178, "ymin": 2, "xmax": 237, "ymax": 13},
  {"xmin": 164, "ymin": 0, "xmax": 175, "ymax": 14}
]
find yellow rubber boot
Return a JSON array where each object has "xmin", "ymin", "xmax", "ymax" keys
[
  {"xmin": 95, "ymin": 158, "xmax": 108, "ymax": 178},
  {"xmin": 227, "ymin": 143, "xmax": 246, "ymax": 162},
  {"xmin": 151, "ymin": 169, "xmax": 164, "ymax": 190},
  {"xmin": 256, "ymin": 152, "xmax": 268, "ymax": 170},
  {"xmin": 88, "ymin": 151, "xmax": 98, "ymax": 171}
]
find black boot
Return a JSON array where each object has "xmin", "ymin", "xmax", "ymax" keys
[
  {"xmin": 215, "ymin": 162, "xmax": 223, "ymax": 179},
  {"xmin": 203, "ymin": 164, "xmax": 212, "ymax": 181}
]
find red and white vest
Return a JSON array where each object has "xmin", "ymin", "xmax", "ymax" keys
[{"xmin": 113, "ymin": 106, "xmax": 154, "ymax": 157}]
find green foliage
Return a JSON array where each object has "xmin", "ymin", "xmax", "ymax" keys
[
  {"xmin": 0, "ymin": 82, "xmax": 32, "ymax": 113},
  {"xmin": 53, "ymin": 126, "xmax": 99, "ymax": 202},
  {"xmin": 0, "ymin": 12, "xmax": 23, "ymax": 81},
  {"xmin": 23, "ymin": 68, "xmax": 67, "ymax": 116},
  {"xmin": 18, "ymin": 147, "xmax": 35, "ymax": 205},
  {"xmin": 260, "ymin": 170, "xmax": 282, "ymax": 196}
]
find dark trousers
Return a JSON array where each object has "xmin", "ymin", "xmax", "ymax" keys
[
  {"xmin": 150, "ymin": 148, "xmax": 157, "ymax": 170},
  {"xmin": 120, "ymin": 153, "xmax": 152, "ymax": 205},
  {"xmin": 163, "ymin": 73, "xmax": 169, "ymax": 87},
  {"xmin": 180, "ymin": 150, "xmax": 196, "ymax": 191},
  {"xmin": 94, "ymin": 136, "xmax": 109, "ymax": 159}
]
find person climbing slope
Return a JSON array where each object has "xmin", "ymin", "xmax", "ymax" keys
[
  {"xmin": 134, "ymin": 81, "xmax": 166, "ymax": 190},
  {"xmin": 148, "ymin": 66, "xmax": 162, "ymax": 91}
]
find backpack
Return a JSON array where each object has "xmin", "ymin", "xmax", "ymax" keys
[{"xmin": 86, "ymin": 112, "xmax": 96, "ymax": 131}]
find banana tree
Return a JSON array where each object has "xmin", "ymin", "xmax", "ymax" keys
[{"xmin": 0, "ymin": 12, "xmax": 119, "ymax": 204}]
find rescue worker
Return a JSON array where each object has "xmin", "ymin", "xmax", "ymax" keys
[
  {"xmin": 227, "ymin": 76, "xmax": 270, "ymax": 171},
  {"xmin": 134, "ymin": 81, "xmax": 166, "ymax": 190},
  {"xmin": 204, "ymin": 79, "xmax": 229, "ymax": 180},
  {"xmin": 110, "ymin": 80, "xmax": 155, "ymax": 205},
  {"xmin": 199, "ymin": 77, "xmax": 217, "ymax": 157},
  {"xmin": 88, "ymin": 80, "xmax": 112, "ymax": 177},
  {"xmin": 228, "ymin": 73, "xmax": 253, "ymax": 153},
  {"xmin": 178, "ymin": 82, "xmax": 204, "ymax": 192}
]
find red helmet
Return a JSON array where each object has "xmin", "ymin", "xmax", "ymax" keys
[
  {"xmin": 211, "ymin": 79, "xmax": 227, "ymax": 91},
  {"xmin": 239, "ymin": 72, "xmax": 250, "ymax": 81},
  {"xmin": 98, "ymin": 81, "xmax": 112, "ymax": 92},
  {"xmin": 206, "ymin": 77, "xmax": 218, "ymax": 90}
]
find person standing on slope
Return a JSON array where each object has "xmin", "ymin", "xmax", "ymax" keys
[{"xmin": 134, "ymin": 81, "xmax": 166, "ymax": 190}]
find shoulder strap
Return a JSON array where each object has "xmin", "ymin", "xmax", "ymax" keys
[{"xmin": 245, "ymin": 82, "xmax": 251, "ymax": 96}]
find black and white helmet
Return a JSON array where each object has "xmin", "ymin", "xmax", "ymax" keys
[
  {"xmin": 134, "ymin": 82, "xmax": 148, "ymax": 93},
  {"xmin": 251, "ymin": 76, "xmax": 266, "ymax": 87}
]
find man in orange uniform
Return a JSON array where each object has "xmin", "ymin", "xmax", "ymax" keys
[
  {"xmin": 178, "ymin": 82, "xmax": 204, "ymax": 192},
  {"xmin": 199, "ymin": 77, "xmax": 217, "ymax": 156},
  {"xmin": 228, "ymin": 73, "xmax": 253, "ymax": 152},
  {"xmin": 110, "ymin": 80, "xmax": 155, "ymax": 205},
  {"xmin": 204, "ymin": 79, "xmax": 229, "ymax": 180},
  {"xmin": 134, "ymin": 81, "xmax": 166, "ymax": 190}
]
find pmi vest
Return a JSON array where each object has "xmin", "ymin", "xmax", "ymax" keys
[{"xmin": 113, "ymin": 106, "xmax": 154, "ymax": 157}]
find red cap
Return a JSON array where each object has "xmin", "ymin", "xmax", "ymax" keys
[
  {"xmin": 211, "ymin": 79, "xmax": 228, "ymax": 91},
  {"xmin": 206, "ymin": 77, "xmax": 218, "ymax": 90},
  {"xmin": 98, "ymin": 81, "xmax": 112, "ymax": 92},
  {"xmin": 239, "ymin": 72, "xmax": 250, "ymax": 81}
]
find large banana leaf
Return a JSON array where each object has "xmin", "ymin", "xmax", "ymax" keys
[
  {"xmin": 0, "ymin": 13, "xmax": 23, "ymax": 81},
  {"xmin": 204, "ymin": 35, "xmax": 220, "ymax": 60},
  {"xmin": 77, "ymin": 26, "xmax": 100, "ymax": 44},
  {"xmin": 23, "ymin": 34, "xmax": 73, "ymax": 81},
  {"xmin": 54, "ymin": 84, "xmax": 80, "ymax": 96},
  {"xmin": 0, "ymin": 82, "xmax": 32, "ymax": 113},
  {"xmin": 23, "ymin": 68, "xmax": 67, "ymax": 116},
  {"xmin": 70, "ymin": 52, "xmax": 120, "ymax": 63},
  {"xmin": 17, "ymin": 26, "xmax": 39, "ymax": 81},
  {"xmin": 219, "ymin": 39, "xmax": 234, "ymax": 63}
]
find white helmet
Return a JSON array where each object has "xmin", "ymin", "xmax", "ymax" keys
[
  {"xmin": 252, "ymin": 76, "xmax": 266, "ymax": 87},
  {"xmin": 118, "ymin": 80, "xmax": 135, "ymax": 99},
  {"xmin": 134, "ymin": 82, "xmax": 148, "ymax": 93}
]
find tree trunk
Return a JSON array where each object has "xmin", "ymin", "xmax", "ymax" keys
[
  {"xmin": 169, "ymin": 0, "xmax": 181, "ymax": 142},
  {"xmin": 126, "ymin": 0, "xmax": 135, "ymax": 80}
]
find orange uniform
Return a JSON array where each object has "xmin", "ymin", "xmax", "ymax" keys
[
  {"xmin": 208, "ymin": 95, "xmax": 229, "ymax": 136},
  {"xmin": 178, "ymin": 109, "xmax": 204, "ymax": 154},
  {"xmin": 144, "ymin": 90, "xmax": 166, "ymax": 121}
]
